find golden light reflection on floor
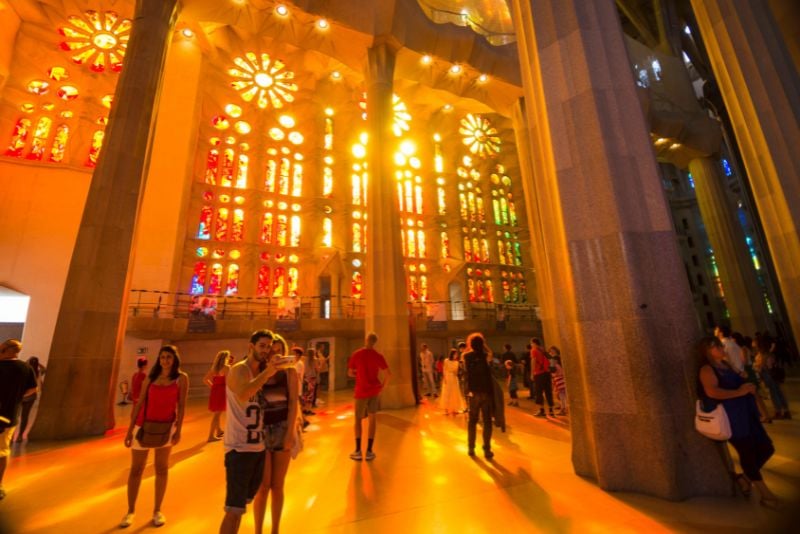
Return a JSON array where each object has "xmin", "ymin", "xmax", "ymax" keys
[{"xmin": 1, "ymin": 391, "xmax": 795, "ymax": 533}]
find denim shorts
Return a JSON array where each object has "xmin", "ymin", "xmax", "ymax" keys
[
  {"xmin": 264, "ymin": 420, "xmax": 289, "ymax": 452},
  {"xmin": 224, "ymin": 450, "xmax": 265, "ymax": 514}
]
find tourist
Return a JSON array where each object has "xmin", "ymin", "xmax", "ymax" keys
[
  {"xmin": 315, "ymin": 349, "xmax": 329, "ymax": 396},
  {"xmin": 348, "ymin": 332, "xmax": 391, "ymax": 461},
  {"xmin": 302, "ymin": 348, "xmax": 317, "ymax": 415},
  {"xmin": 696, "ymin": 337, "xmax": 778, "ymax": 508},
  {"xmin": 14, "ymin": 355, "xmax": 45, "ymax": 443},
  {"xmin": 549, "ymin": 347, "xmax": 568, "ymax": 415},
  {"xmin": 504, "ymin": 360, "xmax": 519, "ymax": 407},
  {"xmin": 531, "ymin": 338, "xmax": 554, "ymax": 417},
  {"xmin": 204, "ymin": 350, "xmax": 233, "ymax": 441},
  {"xmin": 754, "ymin": 338, "xmax": 790, "ymax": 420},
  {"xmin": 219, "ymin": 329, "xmax": 275, "ymax": 534},
  {"xmin": 0, "ymin": 339, "xmax": 37, "ymax": 500},
  {"xmin": 121, "ymin": 345, "xmax": 189, "ymax": 528},
  {"xmin": 464, "ymin": 332, "xmax": 494, "ymax": 458},
  {"xmin": 253, "ymin": 333, "xmax": 299, "ymax": 534},
  {"xmin": 420, "ymin": 343, "xmax": 436, "ymax": 397},
  {"xmin": 440, "ymin": 348, "xmax": 465, "ymax": 415},
  {"xmin": 715, "ymin": 325, "xmax": 745, "ymax": 373},
  {"xmin": 130, "ymin": 357, "xmax": 148, "ymax": 405}
]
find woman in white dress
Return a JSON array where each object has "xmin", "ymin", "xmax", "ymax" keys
[{"xmin": 440, "ymin": 348, "xmax": 466, "ymax": 414}]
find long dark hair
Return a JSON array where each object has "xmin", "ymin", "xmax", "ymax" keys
[
  {"xmin": 149, "ymin": 345, "xmax": 181, "ymax": 381},
  {"xmin": 27, "ymin": 356, "xmax": 40, "ymax": 379}
]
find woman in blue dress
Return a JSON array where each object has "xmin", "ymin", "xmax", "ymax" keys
[{"xmin": 697, "ymin": 337, "xmax": 778, "ymax": 508}]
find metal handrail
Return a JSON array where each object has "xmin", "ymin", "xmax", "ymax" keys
[{"xmin": 127, "ymin": 289, "xmax": 539, "ymax": 322}]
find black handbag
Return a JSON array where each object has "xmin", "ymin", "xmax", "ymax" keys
[{"xmin": 135, "ymin": 385, "xmax": 173, "ymax": 448}]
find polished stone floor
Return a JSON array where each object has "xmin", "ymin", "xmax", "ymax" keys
[{"xmin": 1, "ymin": 383, "xmax": 798, "ymax": 533}]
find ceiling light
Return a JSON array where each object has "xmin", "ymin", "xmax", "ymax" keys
[
  {"xmin": 317, "ymin": 18, "xmax": 329, "ymax": 30},
  {"xmin": 181, "ymin": 28, "xmax": 194, "ymax": 38},
  {"xmin": 275, "ymin": 4, "xmax": 289, "ymax": 17},
  {"xmin": 421, "ymin": 55, "xmax": 432, "ymax": 65},
  {"xmin": 443, "ymin": 104, "xmax": 453, "ymax": 112},
  {"xmin": 449, "ymin": 64, "xmax": 462, "ymax": 75},
  {"xmin": 330, "ymin": 70, "xmax": 341, "ymax": 80},
  {"xmin": 477, "ymin": 74, "xmax": 489, "ymax": 83}
]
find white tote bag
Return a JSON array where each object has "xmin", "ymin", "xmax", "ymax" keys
[{"xmin": 695, "ymin": 400, "xmax": 732, "ymax": 441}]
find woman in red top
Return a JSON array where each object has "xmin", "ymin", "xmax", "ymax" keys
[
  {"xmin": 204, "ymin": 349, "xmax": 233, "ymax": 441},
  {"xmin": 121, "ymin": 345, "xmax": 188, "ymax": 529}
]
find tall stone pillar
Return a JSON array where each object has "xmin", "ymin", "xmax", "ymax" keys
[
  {"xmin": 31, "ymin": 0, "xmax": 180, "ymax": 439},
  {"xmin": 689, "ymin": 157, "xmax": 770, "ymax": 334},
  {"xmin": 510, "ymin": 99, "xmax": 561, "ymax": 345},
  {"xmin": 691, "ymin": 0, "xmax": 800, "ymax": 343},
  {"xmin": 510, "ymin": 0, "xmax": 729, "ymax": 498},
  {"xmin": 364, "ymin": 39, "xmax": 415, "ymax": 408}
]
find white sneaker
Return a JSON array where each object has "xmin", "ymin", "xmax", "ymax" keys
[
  {"xmin": 119, "ymin": 513, "xmax": 134, "ymax": 528},
  {"xmin": 152, "ymin": 511, "xmax": 166, "ymax": 527},
  {"xmin": 365, "ymin": 450, "xmax": 376, "ymax": 461},
  {"xmin": 349, "ymin": 450, "xmax": 363, "ymax": 461}
]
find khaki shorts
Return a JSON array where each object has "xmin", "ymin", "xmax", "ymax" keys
[
  {"xmin": 354, "ymin": 396, "xmax": 380, "ymax": 419},
  {"xmin": 0, "ymin": 426, "xmax": 15, "ymax": 458}
]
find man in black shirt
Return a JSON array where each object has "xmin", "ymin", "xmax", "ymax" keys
[
  {"xmin": 0, "ymin": 339, "xmax": 37, "ymax": 500},
  {"xmin": 463, "ymin": 333, "xmax": 494, "ymax": 459}
]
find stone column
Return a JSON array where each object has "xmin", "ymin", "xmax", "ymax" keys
[
  {"xmin": 364, "ymin": 38, "xmax": 415, "ymax": 408},
  {"xmin": 510, "ymin": 99, "xmax": 561, "ymax": 345},
  {"xmin": 689, "ymin": 157, "xmax": 770, "ymax": 334},
  {"xmin": 31, "ymin": 0, "xmax": 180, "ymax": 439},
  {"xmin": 691, "ymin": 0, "xmax": 800, "ymax": 343},
  {"xmin": 510, "ymin": 0, "xmax": 729, "ymax": 498}
]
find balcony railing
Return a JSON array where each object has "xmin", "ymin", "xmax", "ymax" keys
[{"xmin": 127, "ymin": 289, "xmax": 540, "ymax": 323}]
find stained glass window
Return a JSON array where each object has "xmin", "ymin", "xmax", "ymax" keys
[
  {"xmin": 276, "ymin": 215, "xmax": 288, "ymax": 246},
  {"xmin": 235, "ymin": 154, "xmax": 248, "ymax": 188},
  {"xmin": 261, "ymin": 212, "xmax": 273, "ymax": 243},
  {"xmin": 353, "ymin": 222, "xmax": 363, "ymax": 252},
  {"xmin": 197, "ymin": 206, "xmax": 213, "ymax": 240},
  {"xmin": 208, "ymin": 263, "xmax": 223, "ymax": 295},
  {"xmin": 273, "ymin": 267, "xmax": 285, "ymax": 297},
  {"xmin": 215, "ymin": 208, "xmax": 229, "ymax": 240},
  {"xmin": 352, "ymin": 271, "xmax": 363, "ymax": 299},
  {"xmin": 205, "ymin": 149, "xmax": 219, "ymax": 184},
  {"xmin": 220, "ymin": 148, "xmax": 234, "ymax": 187},
  {"xmin": 463, "ymin": 236, "xmax": 471, "ymax": 262},
  {"xmin": 231, "ymin": 209, "xmax": 244, "ymax": 241},
  {"xmin": 58, "ymin": 11, "xmax": 130, "ymax": 73},
  {"xmin": 459, "ymin": 193, "xmax": 468, "ymax": 220},
  {"xmin": 49, "ymin": 124, "xmax": 69, "ymax": 163},
  {"xmin": 5, "ymin": 118, "xmax": 31, "ymax": 157},
  {"xmin": 257, "ymin": 265, "xmax": 270, "ymax": 296},
  {"xmin": 322, "ymin": 217, "xmax": 332, "ymax": 247},
  {"xmin": 291, "ymin": 163, "xmax": 303, "ymax": 196},
  {"xmin": 265, "ymin": 159, "xmax": 277, "ymax": 192},
  {"xmin": 287, "ymin": 267, "xmax": 298, "ymax": 296},
  {"xmin": 289, "ymin": 215, "xmax": 300, "ymax": 246},
  {"xmin": 27, "ymin": 117, "xmax": 52, "ymax": 160},
  {"xmin": 417, "ymin": 230, "xmax": 426, "ymax": 258},
  {"xmin": 229, "ymin": 52, "xmax": 298, "ymax": 110},
  {"xmin": 323, "ymin": 167, "xmax": 333, "ymax": 197},
  {"xmin": 191, "ymin": 262, "xmax": 207, "ymax": 295},
  {"xmin": 226, "ymin": 264, "xmax": 240, "ymax": 295},
  {"xmin": 278, "ymin": 158, "xmax": 290, "ymax": 195},
  {"xmin": 324, "ymin": 117, "xmax": 333, "ymax": 150},
  {"xmin": 440, "ymin": 231, "xmax": 450, "ymax": 258}
]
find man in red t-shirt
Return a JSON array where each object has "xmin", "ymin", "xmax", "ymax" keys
[
  {"xmin": 530, "ymin": 338, "xmax": 554, "ymax": 417},
  {"xmin": 347, "ymin": 332, "xmax": 391, "ymax": 461},
  {"xmin": 130, "ymin": 357, "xmax": 148, "ymax": 404}
]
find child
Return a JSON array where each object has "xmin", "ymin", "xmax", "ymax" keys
[
  {"xmin": 505, "ymin": 360, "xmax": 519, "ymax": 407},
  {"xmin": 549, "ymin": 347, "xmax": 567, "ymax": 415}
]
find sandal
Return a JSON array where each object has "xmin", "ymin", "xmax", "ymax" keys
[{"xmin": 734, "ymin": 474, "xmax": 752, "ymax": 497}]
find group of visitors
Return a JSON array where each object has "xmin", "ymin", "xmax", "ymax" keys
[
  {"xmin": 696, "ymin": 325, "xmax": 793, "ymax": 509},
  {"xmin": 420, "ymin": 336, "xmax": 569, "ymax": 419}
]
